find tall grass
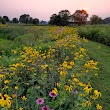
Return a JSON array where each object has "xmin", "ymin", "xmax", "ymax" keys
[{"xmin": 76, "ymin": 25, "xmax": 110, "ymax": 46}]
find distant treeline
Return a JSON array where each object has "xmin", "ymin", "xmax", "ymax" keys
[
  {"xmin": 0, "ymin": 9, "xmax": 110, "ymax": 26},
  {"xmin": 0, "ymin": 14, "xmax": 47, "ymax": 25}
]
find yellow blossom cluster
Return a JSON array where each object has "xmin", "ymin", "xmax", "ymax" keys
[
  {"xmin": 84, "ymin": 60, "xmax": 98, "ymax": 69},
  {"xmin": 0, "ymin": 93, "xmax": 12, "ymax": 108}
]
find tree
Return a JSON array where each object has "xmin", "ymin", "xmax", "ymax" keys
[
  {"xmin": 49, "ymin": 14, "xmax": 58, "ymax": 25},
  {"xmin": 0, "ymin": 16, "xmax": 2, "ymax": 23},
  {"xmin": 90, "ymin": 15, "xmax": 102, "ymax": 25},
  {"xmin": 19, "ymin": 14, "xmax": 30, "ymax": 23},
  {"xmin": 32, "ymin": 18, "xmax": 39, "ymax": 25},
  {"xmin": 71, "ymin": 10, "xmax": 88, "ymax": 25},
  {"xmin": 49, "ymin": 10, "xmax": 70, "ymax": 26},
  {"xmin": 1, "ymin": 18, "xmax": 6, "ymax": 24},
  {"xmin": 103, "ymin": 17, "xmax": 110, "ymax": 24},
  {"xmin": 12, "ymin": 18, "xmax": 19, "ymax": 23},
  {"xmin": 3, "ymin": 16, "xmax": 10, "ymax": 22},
  {"xmin": 29, "ymin": 17, "xmax": 33, "ymax": 24},
  {"xmin": 58, "ymin": 10, "xmax": 70, "ymax": 26}
]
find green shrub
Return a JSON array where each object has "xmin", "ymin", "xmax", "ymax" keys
[{"xmin": 77, "ymin": 25, "xmax": 110, "ymax": 46}]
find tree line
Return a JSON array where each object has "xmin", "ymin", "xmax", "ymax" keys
[
  {"xmin": 0, "ymin": 14, "xmax": 39, "ymax": 25},
  {"xmin": 0, "ymin": 10, "xmax": 110, "ymax": 25}
]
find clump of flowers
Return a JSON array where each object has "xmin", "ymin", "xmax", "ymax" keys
[
  {"xmin": 0, "ymin": 93, "xmax": 12, "ymax": 108},
  {"xmin": 49, "ymin": 88, "xmax": 58, "ymax": 98}
]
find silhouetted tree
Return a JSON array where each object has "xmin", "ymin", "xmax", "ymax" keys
[
  {"xmin": 49, "ymin": 14, "xmax": 57, "ymax": 25},
  {"xmin": 0, "ymin": 16, "xmax": 2, "ymax": 23},
  {"xmin": 12, "ymin": 18, "xmax": 19, "ymax": 23},
  {"xmin": 3, "ymin": 16, "xmax": 10, "ymax": 22},
  {"xmin": 90, "ymin": 15, "xmax": 102, "ymax": 25},
  {"xmin": 49, "ymin": 10, "xmax": 70, "ymax": 26},
  {"xmin": 29, "ymin": 17, "xmax": 33, "ymax": 24},
  {"xmin": 71, "ymin": 10, "xmax": 88, "ymax": 25},
  {"xmin": 58, "ymin": 10, "xmax": 70, "ymax": 25},
  {"xmin": 1, "ymin": 18, "xmax": 6, "ymax": 24},
  {"xmin": 19, "ymin": 14, "xmax": 30, "ymax": 23},
  {"xmin": 32, "ymin": 18, "xmax": 39, "ymax": 25}
]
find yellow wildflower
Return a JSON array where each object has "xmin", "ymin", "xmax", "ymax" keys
[
  {"xmin": 21, "ymin": 96, "xmax": 27, "ymax": 101},
  {"xmin": 70, "ymin": 61, "xmax": 74, "ymax": 66},
  {"xmin": 0, "ymin": 74, "xmax": 5, "ymax": 79},
  {"xmin": 94, "ymin": 90, "xmax": 102, "ymax": 99},
  {"xmin": 84, "ymin": 85, "xmax": 93, "ymax": 94},
  {"xmin": 62, "ymin": 61, "xmax": 68, "ymax": 68},
  {"xmin": 60, "ymin": 70, "xmax": 68, "ymax": 76},
  {"xmin": 18, "ymin": 107, "xmax": 24, "ymax": 110},
  {"xmin": 96, "ymin": 104, "xmax": 102, "ymax": 110},
  {"xmin": 82, "ymin": 101, "xmax": 92, "ymax": 107},
  {"xmin": 73, "ymin": 78, "xmax": 79, "ymax": 82},
  {"xmin": 4, "ymin": 80, "xmax": 10, "ymax": 84},
  {"xmin": 56, "ymin": 83, "xmax": 61, "ymax": 87},
  {"xmin": 15, "ymin": 86, "xmax": 19, "ymax": 90},
  {"xmin": 78, "ymin": 82, "xmax": 86, "ymax": 87},
  {"xmin": 52, "ymin": 88, "xmax": 58, "ymax": 94},
  {"xmin": 0, "ymin": 94, "xmax": 12, "ymax": 108},
  {"xmin": 65, "ymin": 85, "xmax": 73, "ymax": 92},
  {"xmin": 67, "ymin": 65, "xmax": 72, "ymax": 69}
]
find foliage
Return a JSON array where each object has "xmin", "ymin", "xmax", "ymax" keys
[
  {"xmin": 0, "ymin": 16, "xmax": 2, "ymax": 23},
  {"xmin": 0, "ymin": 25, "xmax": 103, "ymax": 110},
  {"xmin": 90, "ymin": 15, "xmax": 103, "ymax": 25},
  {"xmin": 49, "ymin": 10, "xmax": 70, "ymax": 26},
  {"xmin": 1, "ymin": 18, "xmax": 6, "ymax": 24},
  {"xmin": 77, "ymin": 25, "xmax": 110, "ymax": 46},
  {"xmin": 19, "ymin": 14, "xmax": 30, "ymax": 23},
  {"xmin": 12, "ymin": 18, "xmax": 19, "ymax": 23},
  {"xmin": 32, "ymin": 18, "xmax": 39, "ymax": 25},
  {"xmin": 19, "ymin": 14, "xmax": 39, "ymax": 24},
  {"xmin": 3, "ymin": 16, "xmax": 10, "ymax": 22},
  {"xmin": 71, "ymin": 10, "xmax": 88, "ymax": 25}
]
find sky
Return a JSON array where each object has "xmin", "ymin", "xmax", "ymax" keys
[{"xmin": 0, "ymin": 0, "xmax": 110, "ymax": 21}]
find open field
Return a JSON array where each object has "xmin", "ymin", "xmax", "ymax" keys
[{"xmin": 0, "ymin": 24, "xmax": 110, "ymax": 110}]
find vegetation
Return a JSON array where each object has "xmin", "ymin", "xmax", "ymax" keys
[
  {"xmin": 49, "ymin": 9, "xmax": 88, "ymax": 26},
  {"xmin": 90, "ymin": 15, "xmax": 103, "ymax": 25},
  {"xmin": 71, "ymin": 10, "xmax": 88, "ymax": 25},
  {"xmin": 0, "ymin": 9, "xmax": 110, "ymax": 26},
  {"xmin": 49, "ymin": 10, "xmax": 70, "ymax": 26},
  {"xmin": 1, "ymin": 24, "xmax": 109, "ymax": 110},
  {"xmin": 76, "ymin": 25, "xmax": 110, "ymax": 46}
]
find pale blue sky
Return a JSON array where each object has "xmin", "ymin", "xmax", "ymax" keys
[{"xmin": 0, "ymin": 0, "xmax": 110, "ymax": 21}]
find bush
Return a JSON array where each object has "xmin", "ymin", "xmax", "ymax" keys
[{"xmin": 77, "ymin": 25, "xmax": 110, "ymax": 46}]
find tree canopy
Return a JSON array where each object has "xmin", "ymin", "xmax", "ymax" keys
[
  {"xmin": 49, "ymin": 9, "xmax": 88, "ymax": 26},
  {"xmin": 90, "ymin": 15, "xmax": 102, "ymax": 25},
  {"xmin": 49, "ymin": 10, "xmax": 70, "ymax": 26},
  {"xmin": 71, "ymin": 10, "xmax": 88, "ymax": 25}
]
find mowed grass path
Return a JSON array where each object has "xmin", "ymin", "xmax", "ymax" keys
[{"xmin": 83, "ymin": 40, "xmax": 110, "ymax": 110}]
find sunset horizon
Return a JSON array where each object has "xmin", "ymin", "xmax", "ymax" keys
[{"xmin": 0, "ymin": 0, "xmax": 110, "ymax": 21}]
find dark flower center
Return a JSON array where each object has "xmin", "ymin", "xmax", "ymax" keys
[
  {"xmin": 44, "ymin": 107, "xmax": 48, "ymax": 110},
  {"xmin": 38, "ymin": 99, "xmax": 42, "ymax": 102},
  {"xmin": 51, "ymin": 92, "xmax": 55, "ymax": 96}
]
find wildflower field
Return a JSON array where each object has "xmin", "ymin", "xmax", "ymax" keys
[{"xmin": 0, "ymin": 24, "xmax": 110, "ymax": 110}]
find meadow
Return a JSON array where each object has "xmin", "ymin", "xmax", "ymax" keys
[
  {"xmin": 76, "ymin": 25, "xmax": 110, "ymax": 46},
  {"xmin": 0, "ymin": 24, "xmax": 110, "ymax": 110}
]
